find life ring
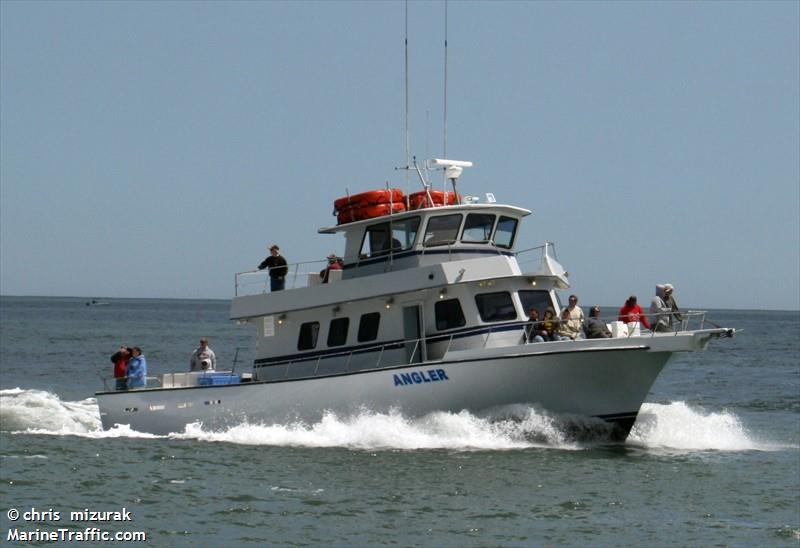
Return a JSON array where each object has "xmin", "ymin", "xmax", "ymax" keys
[
  {"xmin": 336, "ymin": 202, "xmax": 407, "ymax": 224},
  {"xmin": 334, "ymin": 188, "xmax": 405, "ymax": 212},
  {"xmin": 408, "ymin": 190, "xmax": 460, "ymax": 209}
]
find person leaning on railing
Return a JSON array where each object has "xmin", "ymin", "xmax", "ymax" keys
[
  {"xmin": 651, "ymin": 284, "xmax": 676, "ymax": 332},
  {"xmin": 258, "ymin": 244, "xmax": 289, "ymax": 291}
]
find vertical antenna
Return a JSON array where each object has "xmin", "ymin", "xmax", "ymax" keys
[
  {"xmin": 443, "ymin": 0, "xmax": 449, "ymax": 189},
  {"xmin": 404, "ymin": 0, "xmax": 410, "ymax": 188}
]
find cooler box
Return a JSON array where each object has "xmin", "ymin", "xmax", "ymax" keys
[
  {"xmin": 198, "ymin": 374, "xmax": 241, "ymax": 386},
  {"xmin": 626, "ymin": 322, "xmax": 642, "ymax": 337},
  {"xmin": 610, "ymin": 321, "xmax": 628, "ymax": 338}
]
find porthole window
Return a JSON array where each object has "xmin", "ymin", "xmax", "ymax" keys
[
  {"xmin": 358, "ymin": 312, "xmax": 381, "ymax": 342},
  {"xmin": 298, "ymin": 322, "xmax": 320, "ymax": 350},
  {"xmin": 475, "ymin": 292, "xmax": 517, "ymax": 322},
  {"xmin": 327, "ymin": 317, "xmax": 350, "ymax": 347},
  {"xmin": 435, "ymin": 298, "xmax": 466, "ymax": 331}
]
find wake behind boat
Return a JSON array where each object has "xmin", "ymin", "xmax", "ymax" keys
[{"xmin": 96, "ymin": 160, "xmax": 734, "ymax": 439}]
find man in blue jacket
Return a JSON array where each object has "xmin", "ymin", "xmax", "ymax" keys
[{"xmin": 126, "ymin": 347, "xmax": 147, "ymax": 389}]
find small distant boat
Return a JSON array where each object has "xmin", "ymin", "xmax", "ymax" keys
[{"xmin": 85, "ymin": 299, "xmax": 109, "ymax": 306}]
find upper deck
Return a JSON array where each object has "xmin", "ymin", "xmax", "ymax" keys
[{"xmin": 319, "ymin": 202, "xmax": 532, "ymax": 280}]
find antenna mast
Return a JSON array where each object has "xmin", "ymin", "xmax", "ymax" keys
[
  {"xmin": 443, "ymin": 0, "xmax": 448, "ymax": 163},
  {"xmin": 404, "ymin": 0, "xmax": 410, "ymax": 188}
]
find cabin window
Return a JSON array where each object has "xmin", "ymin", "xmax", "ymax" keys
[
  {"xmin": 327, "ymin": 317, "xmax": 349, "ymax": 347},
  {"xmin": 297, "ymin": 322, "xmax": 320, "ymax": 350},
  {"xmin": 519, "ymin": 290, "xmax": 553, "ymax": 319},
  {"xmin": 494, "ymin": 216, "xmax": 518, "ymax": 249},
  {"xmin": 392, "ymin": 216, "xmax": 421, "ymax": 251},
  {"xmin": 435, "ymin": 298, "xmax": 466, "ymax": 331},
  {"xmin": 475, "ymin": 292, "xmax": 517, "ymax": 322},
  {"xmin": 360, "ymin": 217, "xmax": 420, "ymax": 258},
  {"xmin": 360, "ymin": 222, "xmax": 391, "ymax": 257},
  {"xmin": 357, "ymin": 312, "xmax": 381, "ymax": 342},
  {"xmin": 461, "ymin": 213, "xmax": 495, "ymax": 243},
  {"xmin": 423, "ymin": 214, "xmax": 462, "ymax": 246}
]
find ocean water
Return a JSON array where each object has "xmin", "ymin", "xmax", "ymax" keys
[{"xmin": 0, "ymin": 296, "xmax": 797, "ymax": 547}]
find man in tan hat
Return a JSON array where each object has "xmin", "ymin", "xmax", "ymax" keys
[
  {"xmin": 258, "ymin": 244, "xmax": 288, "ymax": 291},
  {"xmin": 663, "ymin": 284, "xmax": 682, "ymax": 327}
]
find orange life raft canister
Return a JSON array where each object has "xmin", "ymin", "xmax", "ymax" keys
[
  {"xmin": 334, "ymin": 188, "xmax": 406, "ymax": 225},
  {"xmin": 408, "ymin": 190, "xmax": 460, "ymax": 209}
]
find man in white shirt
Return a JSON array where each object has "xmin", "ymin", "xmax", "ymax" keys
[{"xmin": 190, "ymin": 337, "xmax": 217, "ymax": 371}]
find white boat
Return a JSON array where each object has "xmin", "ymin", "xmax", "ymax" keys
[{"xmin": 96, "ymin": 160, "xmax": 733, "ymax": 438}]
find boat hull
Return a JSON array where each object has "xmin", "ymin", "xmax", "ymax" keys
[{"xmin": 97, "ymin": 342, "xmax": 676, "ymax": 438}]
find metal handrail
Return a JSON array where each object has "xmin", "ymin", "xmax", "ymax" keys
[{"xmin": 234, "ymin": 240, "xmax": 535, "ymax": 296}]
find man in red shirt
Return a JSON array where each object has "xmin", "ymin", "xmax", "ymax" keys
[
  {"xmin": 618, "ymin": 296, "xmax": 651, "ymax": 330},
  {"xmin": 110, "ymin": 346, "xmax": 130, "ymax": 391}
]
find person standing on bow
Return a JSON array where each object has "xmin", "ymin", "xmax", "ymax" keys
[
  {"xmin": 559, "ymin": 295, "xmax": 585, "ymax": 340},
  {"xmin": 126, "ymin": 347, "xmax": 147, "ymax": 389},
  {"xmin": 650, "ymin": 284, "xmax": 673, "ymax": 332},
  {"xmin": 618, "ymin": 296, "xmax": 651, "ymax": 330},
  {"xmin": 663, "ymin": 283, "xmax": 683, "ymax": 327},
  {"xmin": 190, "ymin": 337, "xmax": 216, "ymax": 371},
  {"xmin": 258, "ymin": 244, "xmax": 289, "ymax": 292}
]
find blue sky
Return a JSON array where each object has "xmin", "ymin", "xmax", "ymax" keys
[{"xmin": 1, "ymin": 1, "xmax": 798, "ymax": 310}]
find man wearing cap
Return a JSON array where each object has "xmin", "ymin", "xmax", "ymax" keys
[
  {"xmin": 650, "ymin": 284, "xmax": 673, "ymax": 332},
  {"xmin": 319, "ymin": 254, "xmax": 342, "ymax": 283},
  {"xmin": 190, "ymin": 337, "xmax": 216, "ymax": 371},
  {"xmin": 664, "ymin": 284, "xmax": 682, "ymax": 327},
  {"xmin": 258, "ymin": 244, "xmax": 289, "ymax": 291}
]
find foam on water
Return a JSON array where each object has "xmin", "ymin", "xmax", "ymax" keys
[
  {"xmin": 171, "ymin": 407, "xmax": 576, "ymax": 451},
  {"xmin": 628, "ymin": 401, "xmax": 782, "ymax": 452},
  {"xmin": 0, "ymin": 388, "xmax": 787, "ymax": 452},
  {"xmin": 0, "ymin": 388, "xmax": 101, "ymax": 434}
]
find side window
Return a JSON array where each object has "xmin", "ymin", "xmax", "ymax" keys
[
  {"xmin": 360, "ymin": 222, "xmax": 390, "ymax": 257},
  {"xmin": 494, "ymin": 216, "xmax": 518, "ymax": 249},
  {"xmin": 435, "ymin": 298, "xmax": 466, "ymax": 331},
  {"xmin": 519, "ymin": 290, "xmax": 553, "ymax": 318},
  {"xmin": 475, "ymin": 292, "xmax": 517, "ymax": 322},
  {"xmin": 392, "ymin": 216, "xmax": 421, "ymax": 250},
  {"xmin": 298, "ymin": 322, "xmax": 320, "ymax": 350},
  {"xmin": 461, "ymin": 214, "xmax": 495, "ymax": 243},
  {"xmin": 327, "ymin": 317, "xmax": 349, "ymax": 347},
  {"xmin": 423, "ymin": 214, "xmax": 462, "ymax": 246},
  {"xmin": 357, "ymin": 312, "xmax": 381, "ymax": 342}
]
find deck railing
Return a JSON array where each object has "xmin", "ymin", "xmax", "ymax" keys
[
  {"xmin": 100, "ymin": 312, "xmax": 713, "ymax": 391},
  {"xmin": 265, "ymin": 310, "xmax": 712, "ymax": 380},
  {"xmin": 234, "ymin": 242, "xmax": 557, "ymax": 297}
]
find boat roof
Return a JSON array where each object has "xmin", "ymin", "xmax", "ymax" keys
[{"xmin": 318, "ymin": 203, "xmax": 532, "ymax": 234}]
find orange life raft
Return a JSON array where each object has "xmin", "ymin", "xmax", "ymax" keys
[
  {"xmin": 334, "ymin": 189, "xmax": 405, "ymax": 212},
  {"xmin": 408, "ymin": 190, "xmax": 461, "ymax": 209},
  {"xmin": 334, "ymin": 189, "xmax": 406, "ymax": 225}
]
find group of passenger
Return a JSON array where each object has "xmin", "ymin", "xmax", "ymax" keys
[
  {"xmin": 526, "ymin": 285, "xmax": 681, "ymax": 343},
  {"xmin": 110, "ymin": 346, "xmax": 147, "ymax": 390},
  {"xmin": 111, "ymin": 338, "xmax": 218, "ymax": 391}
]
